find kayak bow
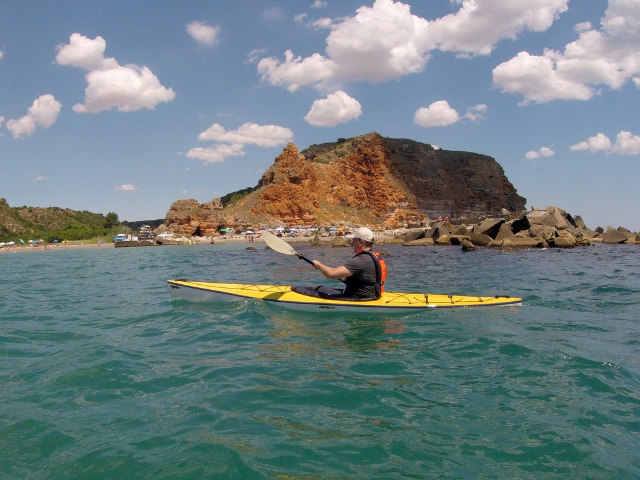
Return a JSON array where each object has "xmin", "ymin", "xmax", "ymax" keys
[{"xmin": 167, "ymin": 279, "xmax": 522, "ymax": 314}]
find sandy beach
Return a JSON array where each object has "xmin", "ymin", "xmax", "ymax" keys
[
  {"xmin": 0, "ymin": 243, "xmax": 114, "ymax": 253},
  {"xmin": 0, "ymin": 235, "xmax": 317, "ymax": 253},
  {"xmin": 1, "ymin": 233, "xmax": 407, "ymax": 254}
]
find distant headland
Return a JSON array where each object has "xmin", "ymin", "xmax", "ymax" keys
[
  {"xmin": 1, "ymin": 133, "xmax": 638, "ymax": 248},
  {"xmin": 162, "ymin": 133, "xmax": 525, "ymax": 234}
]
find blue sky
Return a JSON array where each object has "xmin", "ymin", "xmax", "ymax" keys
[{"xmin": 1, "ymin": 0, "xmax": 639, "ymax": 230}]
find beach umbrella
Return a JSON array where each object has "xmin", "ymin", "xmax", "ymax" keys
[
  {"xmin": 0, "ymin": 242, "xmax": 5, "ymax": 247},
  {"xmin": 8, "ymin": 241, "xmax": 15, "ymax": 245},
  {"xmin": 52, "ymin": 239, "xmax": 59, "ymax": 243},
  {"xmin": 329, "ymin": 227, "xmax": 338, "ymax": 231},
  {"xmin": 19, "ymin": 239, "xmax": 25, "ymax": 244}
]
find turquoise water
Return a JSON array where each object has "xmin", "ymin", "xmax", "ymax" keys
[{"xmin": 1, "ymin": 243, "xmax": 639, "ymax": 479}]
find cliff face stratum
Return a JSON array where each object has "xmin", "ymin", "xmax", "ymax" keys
[{"xmin": 164, "ymin": 133, "xmax": 525, "ymax": 235}]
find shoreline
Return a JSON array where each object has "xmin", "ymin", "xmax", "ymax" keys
[
  {"xmin": 0, "ymin": 243, "xmax": 116, "ymax": 253},
  {"xmin": 0, "ymin": 235, "xmax": 364, "ymax": 253},
  {"xmin": 3, "ymin": 230, "xmax": 636, "ymax": 254}
]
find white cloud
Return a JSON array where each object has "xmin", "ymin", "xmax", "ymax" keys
[
  {"xmin": 258, "ymin": 0, "xmax": 569, "ymax": 91},
  {"xmin": 569, "ymin": 131, "xmax": 640, "ymax": 155},
  {"xmin": 570, "ymin": 133, "xmax": 612, "ymax": 153},
  {"xmin": 56, "ymin": 33, "xmax": 175, "ymax": 113},
  {"xmin": 311, "ymin": 1, "xmax": 327, "ymax": 8},
  {"xmin": 612, "ymin": 131, "xmax": 640, "ymax": 155},
  {"xmin": 493, "ymin": 0, "xmax": 640, "ymax": 104},
  {"xmin": 310, "ymin": 18, "xmax": 334, "ymax": 29},
  {"xmin": 187, "ymin": 123, "xmax": 294, "ymax": 164},
  {"xmin": 74, "ymin": 65, "xmax": 176, "ymax": 113},
  {"xmin": 33, "ymin": 176, "xmax": 48, "ymax": 181},
  {"xmin": 493, "ymin": 52, "xmax": 593, "ymax": 104},
  {"xmin": 429, "ymin": 0, "xmax": 569, "ymax": 57},
  {"xmin": 258, "ymin": 0, "xmax": 431, "ymax": 89},
  {"xmin": 115, "ymin": 184, "xmax": 137, "ymax": 191},
  {"xmin": 0, "ymin": 50, "xmax": 4, "ymax": 59},
  {"xmin": 186, "ymin": 21, "xmax": 220, "ymax": 46},
  {"xmin": 295, "ymin": 13, "xmax": 308, "ymax": 23},
  {"xmin": 6, "ymin": 94, "xmax": 62, "ymax": 139},
  {"xmin": 414, "ymin": 100, "xmax": 460, "ymax": 128},
  {"xmin": 247, "ymin": 48, "xmax": 269, "ymax": 64},
  {"xmin": 197, "ymin": 123, "xmax": 293, "ymax": 147},
  {"xmin": 323, "ymin": 0, "xmax": 434, "ymax": 83},
  {"xmin": 0, "ymin": 116, "xmax": 4, "ymax": 126},
  {"xmin": 304, "ymin": 90, "xmax": 362, "ymax": 127},
  {"xmin": 463, "ymin": 104, "xmax": 487, "ymax": 122},
  {"xmin": 257, "ymin": 50, "xmax": 336, "ymax": 92},
  {"xmin": 185, "ymin": 144, "xmax": 246, "ymax": 164},
  {"xmin": 525, "ymin": 147, "xmax": 555, "ymax": 159},
  {"xmin": 55, "ymin": 34, "xmax": 116, "ymax": 70}
]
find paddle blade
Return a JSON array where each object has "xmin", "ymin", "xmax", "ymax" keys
[{"xmin": 262, "ymin": 230, "xmax": 298, "ymax": 255}]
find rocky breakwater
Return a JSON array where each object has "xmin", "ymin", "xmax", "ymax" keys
[{"xmin": 401, "ymin": 205, "xmax": 639, "ymax": 249}]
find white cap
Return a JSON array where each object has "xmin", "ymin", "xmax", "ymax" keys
[{"xmin": 353, "ymin": 227, "xmax": 374, "ymax": 242}]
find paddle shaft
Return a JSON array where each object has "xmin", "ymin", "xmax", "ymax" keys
[
  {"xmin": 262, "ymin": 231, "xmax": 345, "ymax": 284},
  {"xmin": 296, "ymin": 253, "xmax": 315, "ymax": 266},
  {"xmin": 297, "ymin": 251, "xmax": 346, "ymax": 284}
]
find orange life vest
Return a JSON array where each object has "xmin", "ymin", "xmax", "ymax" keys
[{"xmin": 362, "ymin": 250, "xmax": 387, "ymax": 297}]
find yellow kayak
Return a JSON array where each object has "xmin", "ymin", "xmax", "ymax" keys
[{"xmin": 168, "ymin": 280, "xmax": 522, "ymax": 314}]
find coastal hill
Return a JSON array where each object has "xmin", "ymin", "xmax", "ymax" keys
[
  {"xmin": 164, "ymin": 133, "xmax": 526, "ymax": 234},
  {"xmin": 0, "ymin": 198, "xmax": 129, "ymax": 242}
]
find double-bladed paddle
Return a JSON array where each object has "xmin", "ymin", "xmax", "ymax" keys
[
  {"xmin": 262, "ymin": 230, "xmax": 315, "ymax": 265},
  {"xmin": 262, "ymin": 230, "xmax": 347, "ymax": 284}
]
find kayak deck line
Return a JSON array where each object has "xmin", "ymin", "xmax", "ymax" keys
[{"xmin": 167, "ymin": 279, "xmax": 523, "ymax": 312}]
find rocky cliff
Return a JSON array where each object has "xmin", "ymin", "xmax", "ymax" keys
[{"xmin": 163, "ymin": 133, "xmax": 525, "ymax": 234}]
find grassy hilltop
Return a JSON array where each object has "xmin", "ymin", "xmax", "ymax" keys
[{"xmin": 0, "ymin": 198, "xmax": 132, "ymax": 243}]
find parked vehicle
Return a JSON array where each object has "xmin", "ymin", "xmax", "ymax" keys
[
  {"xmin": 138, "ymin": 225, "xmax": 155, "ymax": 240},
  {"xmin": 113, "ymin": 234, "xmax": 128, "ymax": 242}
]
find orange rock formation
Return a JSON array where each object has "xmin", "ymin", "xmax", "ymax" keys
[{"xmin": 162, "ymin": 133, "xmax": 525, "ymax": 234}]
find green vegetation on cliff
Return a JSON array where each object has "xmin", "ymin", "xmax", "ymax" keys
[
  {"xmin": 0, "ymin": 198, "xmax": 132, "ymax": 242},
  {"xmin": 220, "ymin": 186, "xmax": 258, "ymax": 208}
]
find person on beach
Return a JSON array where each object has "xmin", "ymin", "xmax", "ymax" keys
[{"xmin": 292, "ymin": 227, "xmax": 386, "ymax": 300}]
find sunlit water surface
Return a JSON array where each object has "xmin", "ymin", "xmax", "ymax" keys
[{"xmin": 1, "ymin": 243, "xmax": 639, "ymax": 478}]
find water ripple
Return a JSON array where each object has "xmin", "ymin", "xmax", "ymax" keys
[{"xmin": 1, "ymin": 243, "xmax": 639, "ymax": 478}]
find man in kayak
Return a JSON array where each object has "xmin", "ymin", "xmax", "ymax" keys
[{"xmin": 292, "ymin": 227, "xmax": 386, "ymax": 300}]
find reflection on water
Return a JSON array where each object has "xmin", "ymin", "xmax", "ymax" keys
[{"xmin": 256, "ymin": 302, "xmax": 407, "ymax": 357}]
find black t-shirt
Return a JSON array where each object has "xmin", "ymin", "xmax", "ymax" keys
[{"xmin": 343, "ymin": 252, "xmax": 377, "ymax": 299}]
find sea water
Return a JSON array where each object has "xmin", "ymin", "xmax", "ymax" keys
[{"xmin": 1, "ymin": 242, "xmax": 638, "ymax": 479}]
